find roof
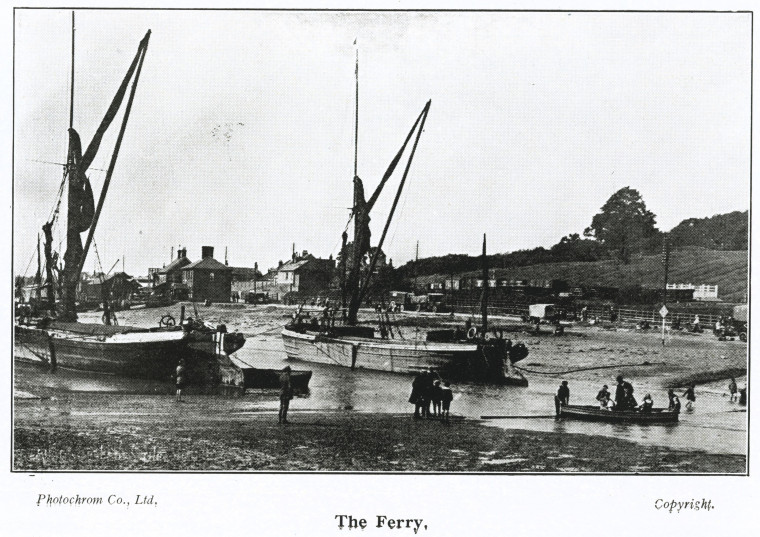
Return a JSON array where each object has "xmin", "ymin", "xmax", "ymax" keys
[
  {"xmin": 159, "ymin": 256, "xmax": 192, "ymax": 274},
  {"xmin": 102, "ymin": 271, "xmax": 135, "ymax": 284},
  {"xmin": 231, "ymin": 266, "xmax": 263, "ymax": 279},
  {"xmin": 184, "ymin": 257, "xmax": 231, "ymax": 271},
  {"xmin": 278, "ymin": 259, "xmax": 311, "ymax": 272}
]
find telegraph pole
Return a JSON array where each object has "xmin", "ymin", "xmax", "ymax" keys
[{"xmin": 660, "ymin": 235, "xmax": 670, "ymax": 346}]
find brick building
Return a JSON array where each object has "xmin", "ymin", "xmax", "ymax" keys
[{"xmin": 181, "ymin": 246, "xmax": 232, "ymax": 302}]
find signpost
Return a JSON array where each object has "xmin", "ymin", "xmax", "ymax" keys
[{"xmin": 659, "ymin": 305, "xmax": 669, "ymax": 346}]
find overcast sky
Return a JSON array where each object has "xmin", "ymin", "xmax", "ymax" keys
[{"xmin": 13, "ymin": 9, "xmax": 751, "ymax": 277}]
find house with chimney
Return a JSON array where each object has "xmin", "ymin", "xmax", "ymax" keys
[
  {"xmin": 273, "ymin": 250, "xmax": 335, "ymax": 300},
  {"xmin": 181, "ymin": 246, "xmax": 232, "ymax": 302},
  {"xmin": 151, "ymin": 248, "xmax": 191, "ymax": 287}
]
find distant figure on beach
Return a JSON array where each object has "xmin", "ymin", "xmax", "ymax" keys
[
  {"xmin": 728, "ymin": 378, "xmax": 738, "ymax": 402},
  {"xmin": 638, "ymin": 393, "xmax": 654, "ymax": 413},
  {"xmin": 668, "ymin": 389, "xmax": 681, "ymax": 413},
  {"xmin": 279, "ymin": 366, "xmax": 294, "ymax": 424},
  {"xmin": 581, "ymin": 306, "xmax": 588, "ymax": 322},
  {"xmin": 692, "ymin": 315, "xmax": 701, "ymax": 332},
  {"xmin": 409, "ymin": 371, "xmax": 426, "ymax": 419},
  {"xmin": 739, "ymin": 386, "xmax": 747, "ymax": 406},
  {"xmin": 441, "ymin": 381, "xmax": 453, "ymax": 420},
  {"xmin": 683, "ymin": 384, "xmax": 696, "ymax": 410},
  {"xmin": 175, "ymin": 359, "xmax": 186, "ymax": 402},
  {"xmin": 615, "ymin": 375, "xmax": 635, "ymax": 411},
  {"xmin": 431, "ymin": 380, "xmax": 443, "ymax": 417}
]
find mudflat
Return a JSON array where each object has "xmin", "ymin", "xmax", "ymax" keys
[
  {"xmin": 13, "ymin": 393, "xmax": 745, "ymax": 473},
  {"xmin": 14, "ymin": 304, "xmax": 747, "ymax": 473}
]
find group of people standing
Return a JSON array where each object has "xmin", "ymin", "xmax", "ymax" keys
[{"xmin": 409, "ymin": 369, "xmax": 454, "ymax": 420}]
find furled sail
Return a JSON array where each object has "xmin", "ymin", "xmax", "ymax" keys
[
  {"xmin": 59, "ymin": 30, "xmax": 151, "ymax": 322},
  {"xmin": 345, "ymin": 101, "xmax": 431, "ymax": 324}
]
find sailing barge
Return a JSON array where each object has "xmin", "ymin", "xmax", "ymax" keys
[
  {"xmin": 14, "ymin": 17, "xmax": 245, "ymax": 393},
  {"xmin": 282, "ymin": 50, "xmax": 528, "ymax": 385}
]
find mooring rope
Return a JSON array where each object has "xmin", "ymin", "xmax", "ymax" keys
[{"xmin": 513, "ymin": 361, "xmax": 666, "ymax": 376}]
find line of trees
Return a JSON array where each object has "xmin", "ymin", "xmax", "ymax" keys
[{"xmin": 397, "ymin": 187, "xmax": 747, "ymax": 278}]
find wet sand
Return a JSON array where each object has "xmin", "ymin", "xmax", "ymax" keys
[
  {"xmin": 13, "ymin": 304, "xmax": 748, "ymax": 472},
  {"xmin": 13, "ymin": 396, "xmax": 745, "ymax": 473}
]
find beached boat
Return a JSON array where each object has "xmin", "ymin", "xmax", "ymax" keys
[
  {"xmin": 14, "ymin": 15, "xmax": 245, "ymax": 393},
  {"xmin": 557, "ymin": 404, "xmax": 679, "ymax": 424},
  {"xmin": 282, "ymin": 48, "xmax": 528, "ymax": 385},
  {"xmin": 241, "ymin": 367, "xmax": 312, "ymax": 392}
]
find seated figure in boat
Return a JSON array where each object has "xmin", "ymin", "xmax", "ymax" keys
[
  {"xmin": 667, "ymin": 389, "xmax": 681, "ymax": 413},
  {"xmin": 595, "ymin": 384, "xmax": 611, "ymax": 408},
  {"xmin": 638, "ymin": 393, "xmax": 654, "ymax": 413}
]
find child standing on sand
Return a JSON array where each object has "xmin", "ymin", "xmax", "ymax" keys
[
  {"xmin": 683, "ymin": 384, "xmax": 696, "ymax": 410},
  {"xmin": 441, "ymin": 381, "xmax": 453, "ymax": 420},
  {"xmin": 729, "ymin": 378, "xmax": 738, "ymax": 402},
  {"xmin": 175, "ymin": 359, "xmax": 186, "ymax": 402}
]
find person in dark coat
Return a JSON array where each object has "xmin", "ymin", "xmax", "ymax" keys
[
  {"xmin": 683, "ymin": 384, "xmax": 696, "ymax": 410},
  {"xmin": 728, "ymin": 377, "xmax": 738, "ymax": 402},
  {"xmin": 410, "ymin": 372, "xmax": 426, "ymax": 418},
  {"xmin": 557, "ymin": 381, "xmax": 570, "ymax": 405},
  {"xmin": 638, "ymin": 393, "xmax": 654, "ymax": 413},
  {"xmin": 431, "ymin": 380, "xmax": 443, "ymax": 417},
  {"xmin": 278, "ymin": 366, "xmax": 294, "ymax": 424},
  {"xmin": 596, "ymin": 384, "xmax": 611, "ymax": 405},
  {"xmin": 668, "ymin": 389, "xmax": 681, "ymax": 413},
  {"xmin": 175, "ymin": 359, "xmax": 186, "ymax": 402},
  {"xmin": 615, "ymin": 375, "xmax": 634, "ymax": 410},
  {"xmin": 554, "ymin": 380, "xmax": 570, "ymax": 416},
  {"xmin": 422, "ymin": 369, "xmax": 437, "ymax": 418},
  {"xmin": 441, "ymin": 381, "xmax": 454, "ymax": 420}
]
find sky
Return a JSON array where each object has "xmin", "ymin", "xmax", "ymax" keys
[{"xmin": 12, "ymin": 9, "xmax": 751, "ymax": 277}]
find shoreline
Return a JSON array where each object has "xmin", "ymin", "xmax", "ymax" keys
[{"xmin": 13, "ymin": 405, "xmax": 745, "ymax": 473}]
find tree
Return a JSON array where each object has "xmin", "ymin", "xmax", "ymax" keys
[{"xmin": 584, "ymin": 187, "xmax": 658, "ymax": 263}]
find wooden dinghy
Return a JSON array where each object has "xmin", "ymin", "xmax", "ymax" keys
[
  {"xmin": 557, "ymin": 404, "xmax": 679, "ymax": 424},
  {"xmin": 241, "ymin": 368, "xmax": 312, "ymax": 392}
]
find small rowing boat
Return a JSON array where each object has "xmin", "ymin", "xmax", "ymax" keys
[
  {"xmin": 241, "ymin": 368, "xmax": 312, "ymax": 392},
  {"xmin": 557, "ymin": 404, "xmax": 679, "ymax": 424}
]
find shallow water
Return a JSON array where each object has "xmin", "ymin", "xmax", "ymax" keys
[
  {"xmin": 233, "ymin": 336, "xmax": 747, "ymax": 456},
  {"xmin": 16, "ymin": 306, "xmax": 747, "ymax": 457}
]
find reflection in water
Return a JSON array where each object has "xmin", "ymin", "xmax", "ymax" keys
[{"xmin": 15, "ymin": 331, "xmax": 747, "ymax": 456}]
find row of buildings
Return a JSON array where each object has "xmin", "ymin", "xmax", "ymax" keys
[
  {"xmin": 145, "ymin": 246, "xmax": 336, "ymax": 303},
  {"xmin": 64, "ymin": 245, "xmax": 721, "ymax": 306}
]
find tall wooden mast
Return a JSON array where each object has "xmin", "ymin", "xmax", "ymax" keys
[{"xmin": 481, "ymin": 233, "xmax": 488, "ymax": 333}]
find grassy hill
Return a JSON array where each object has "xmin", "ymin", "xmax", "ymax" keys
[{"xmin": 457, "ymin": 246, "xmax": 748, "ymax": 303}]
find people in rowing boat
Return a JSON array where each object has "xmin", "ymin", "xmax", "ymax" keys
[
  {"xmin": 668, "ymin": 389, "xmax": 681, "ymax": 413},
  {"xmin": 595, "ymin": 384, "xmax": 611, "ymax": 408},
  {"xmin": 614, "ymin": 375, "xmax": 636, "ymax": 411},
  {"xmin": 638, "ymin": 393, "xmax": 654, "ymax": 413}
]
